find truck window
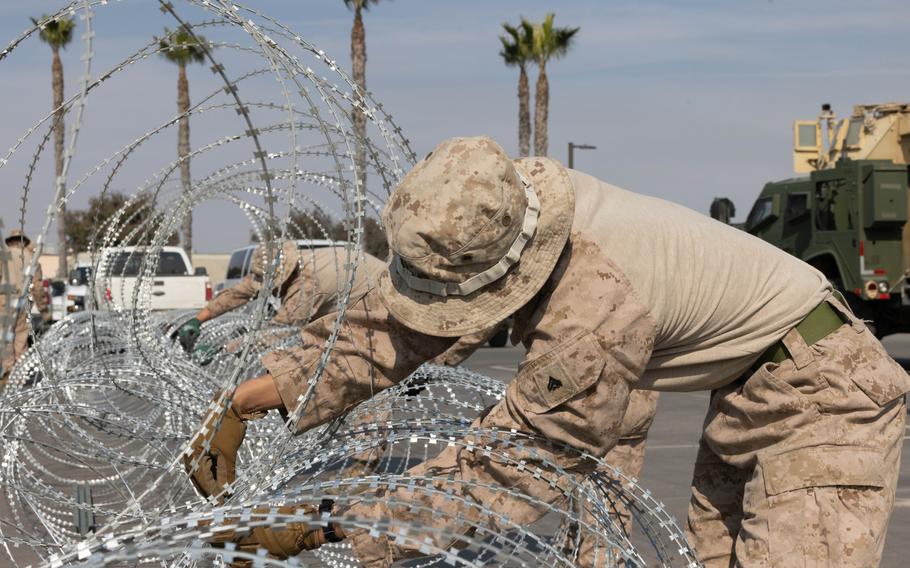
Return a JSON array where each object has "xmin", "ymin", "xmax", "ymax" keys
[
  {"xmin": 814, "ymin": 180, "xmax": 847, "ymax": 231},
  {"xmin": 226, "ymin": 250, "xmax": 247, "ymax": 279},
  {"xmin": 845, "ymin": 118, "xmax": 863, "ymax": 147},
  {"xmin": 784, "ymin": 193, "xmax": 808, "ymax": 222},
  {"xmin": 241, "ymin": 248, "xmax": 254, "ymax": 277},
  {"xmin": 69, "ymin": 266, "xmax": 92, "ymax": 286},
  {"xmin": 746, "ymin": 198, "xmax": 773, "ymax": 231},
  {"xmin": 107, "ymin": 252, "xmax": 143, "ymax": 277},
  {"xmin": 157, "ymin": 252, "xmax": 189, "ymax": 276},
  {"xmin": 106, "ymin": 251, "xmax": 189, "ymax": 277},
  {"xmin": 797, "ymin": 124, "xmax": 818, "ymax": 149},
  {"xmin": 50, "ymin": 280, "xmax": 66, "ymax": 296}
]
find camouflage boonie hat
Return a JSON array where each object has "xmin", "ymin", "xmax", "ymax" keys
[
  {"xmin": 4, "ymin": 228, "xmax": 30, "ymax": 247},
  {"xmin": 250, "ymin": 240, "xmax": 299, "ymax": 288},
  {"xmin": 378, "ymin": 136, "xmax": 575, "ymax": 337}
]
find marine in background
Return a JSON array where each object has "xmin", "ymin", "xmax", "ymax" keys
[
  {"xmin": 175, "ymin": 241, "xmax": 384, "ymax": 353},
  {"xmin": 1, "ymin": 229, "xmax": 49, "ymax": 383}
]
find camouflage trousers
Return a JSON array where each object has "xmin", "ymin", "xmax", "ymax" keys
[
  {"xmin": 346, "ymin": 389, "xmax": 660, "ymax": 568},
  {"xmin": 686, "ymin": 305, "xmax": 909, "ymax": 567},
  {"xmin": 0, "ymin": 307, "xmax": 29, "ymax": 383}
]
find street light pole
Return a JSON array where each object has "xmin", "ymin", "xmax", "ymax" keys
[{"xmin": 568, "ymin": 142, "xmax": 596, "ymax": 169}]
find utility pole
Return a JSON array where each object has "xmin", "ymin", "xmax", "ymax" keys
[{"xmin": 568, "ymin": 142, "xmax": 596, "ymax": 169}]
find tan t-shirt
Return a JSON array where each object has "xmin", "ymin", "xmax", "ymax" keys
[{"xmin": 568, "ymin": 169, "xmax": 831, "ymax": 390}]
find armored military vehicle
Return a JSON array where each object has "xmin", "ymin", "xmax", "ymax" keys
[{"xmin": 736, "ymin": 103, "xmax": 910, "ymax": 335}]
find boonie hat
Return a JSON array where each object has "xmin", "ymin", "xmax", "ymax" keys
[
  {"xmin": 378, "ymin": 136, "xmax": 575, "ymax": 337},
  {"xmin": 4, "ymin": 228, "xmax": 31, "ymax": 247}
]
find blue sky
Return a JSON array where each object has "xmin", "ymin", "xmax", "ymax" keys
[{"xmin": 2, "ymin": 0, "xmax": 910, "ymax": 253}]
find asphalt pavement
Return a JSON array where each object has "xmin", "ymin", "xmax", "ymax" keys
[{"xmin": 462, "ymin": 342, "xmax": 910, "ymax": 568}]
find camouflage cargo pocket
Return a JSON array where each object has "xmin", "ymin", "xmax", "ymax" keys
[
  {"xmin": 844, "ymin": 334, "xmax": 910, "ymax": 407},
  {"xmin": 754, "ymin": 444, "xmax": 888, "ymax": 567},
  {"xmin": 505, "ymin": 330, "xmax": 640, "ymax": 467},
  {"xmin": 512, "ymin": 331, "xmax": 607, "ymax": 414},
  {"xmin": 815, "ymin": 323, "xmax": 910, "ymax": 407}
]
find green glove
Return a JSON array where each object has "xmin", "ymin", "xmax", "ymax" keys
[
  {"xmin": 193, "ymin": 344, "xmax": 220, "ymax": 366},
  {"xmin": 177, "ymin": 318, "xmax": 202, "ymax": 352}
]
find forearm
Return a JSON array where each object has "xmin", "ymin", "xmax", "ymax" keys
[
  {"xmin": 195, "ymin": 307, "xmax": 215, "ymax": 324},
  {"xmin": 232, "ymin": 374, "xmax": 284, "ymax": 415}
]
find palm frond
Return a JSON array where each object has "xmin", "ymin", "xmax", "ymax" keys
[
  {"xmin": 525, "ymin": 13, "xmax": 579, "ymax": 65},
  {"xmin": 157, "ymin": 26, "xmax": 208, "ymax": 67},
  {"xmin": 31, "ymin": 14, "xmax": 76, "ymax": 50},
  {"xmin": 500, "ymin": 21, "xmax": 533, "ymax": 67},
  {"xmin": 343, "ymin": 0, "xmax": 382, "ymax": 11}
]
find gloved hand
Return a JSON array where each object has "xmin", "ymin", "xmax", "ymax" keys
[
  {"xmin": 177, "ymin": 317, "xmax": 202, "ymax": 352},
  {"xmin": 183, "ymin": 394, "xmax": 262, "ymax": 503},
  {"xmin": 221, "ymin": 501, "xmax": 347, "ymax": 566},
  {"xmin": 192, "ymin": 344, "xmax": 220, "ymax": 366}
]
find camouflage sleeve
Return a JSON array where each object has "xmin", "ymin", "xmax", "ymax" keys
[
  {"xmin": 431, "ymin": 325, "xmax": 501, "ymax": 366},
  {"xmin": 617, "ymin": 389, "xmax": 660, "ymax": 441},
  {"xmin": 273, "ymin": 260, "xmax": 320, "ymax": 326},
  {"xmin": 262, "ymin": 288, "xmax": 456, "ymax": 434},
  {"xmin": 205, "ymin": 275, "xmax": 260, "ymax": 318},
  {"xmin": 471, "ymin": 242, "xmax": 656, "ymax": 467}
]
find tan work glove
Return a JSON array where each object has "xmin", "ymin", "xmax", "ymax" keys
[
  {"xmin": 183, "ymin": 394, "xmax": 262, "ymax": 503},
  {"xmin": 213, "ymin": 502, "xmax": 347, "ymax": 567}
]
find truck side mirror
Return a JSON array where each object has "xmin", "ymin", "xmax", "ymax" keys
[
  {"xmin": 194, "ymin": 267, "xmax": 208, "ymax": 276},
  {"xmin": 793, "ymin": 120, "xmax": 821, "ymax": 173}
]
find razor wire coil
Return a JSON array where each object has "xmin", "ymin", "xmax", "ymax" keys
[{"xmin": 0, "ymin": 2, "xmax": 700, "ymax": 566}]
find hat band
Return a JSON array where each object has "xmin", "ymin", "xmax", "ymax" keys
[{"xmin": 392, "ymin": 172, "xmax": 540, "ymax": 297}]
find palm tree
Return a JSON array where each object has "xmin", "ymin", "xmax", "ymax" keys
[
  {"xmin": 158, "ymin": 27, "xmax": 206, "ymax": 260},
  {"xmin": 32, "ymin": 14, "xmax": 76, "ymax": 277},
  {"xmin": 343, "ymin": 0, "xmax": 380, "ymax": 195},
  {"xmin": 527, "ymin": 14, "xmax": 579, "ymax": 157},
  {"xmin": 499, "ymin": 23, "xmax": 534, "ymax": 157}
]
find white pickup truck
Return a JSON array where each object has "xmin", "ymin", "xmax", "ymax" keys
[{"xmin": 96, "ymin": 246, "xmax": 212, "ymax": 311}]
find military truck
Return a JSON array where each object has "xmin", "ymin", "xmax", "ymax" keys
[{"xmin": 731, "ymin": 103, "xmax": 910, "ymax": 335}]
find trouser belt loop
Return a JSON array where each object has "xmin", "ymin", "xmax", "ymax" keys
[
  {"xmin": 753, "ymin": 302, "xmax": 845, "ymax": 371},
  {"xmin": 780, "ymin": 327, "xmax": 815, "ymax": 370}
]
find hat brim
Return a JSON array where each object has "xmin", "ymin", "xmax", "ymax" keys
[
  {"xmin": 377, "ymin": 157, "xmax": 575, "ymax": 337},
  {"xmin": 4, "ymin": 235, "xmax": 30, "ymax": 247}
]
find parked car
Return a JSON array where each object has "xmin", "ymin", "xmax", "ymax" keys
[
  {"xmin": 96, "ymin": 247, "xmax": 212, "ymax": 311},
  {"xmin": 217, "ymin": 239, "xmax": 343, "ymax": 294},
  {"xmin": 63, "ymin": 263, "xmax": 93, "ymax": 317},
  {"xmin": 47, "ymin": 279, "xmax": 67, "ymax": 323}
]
